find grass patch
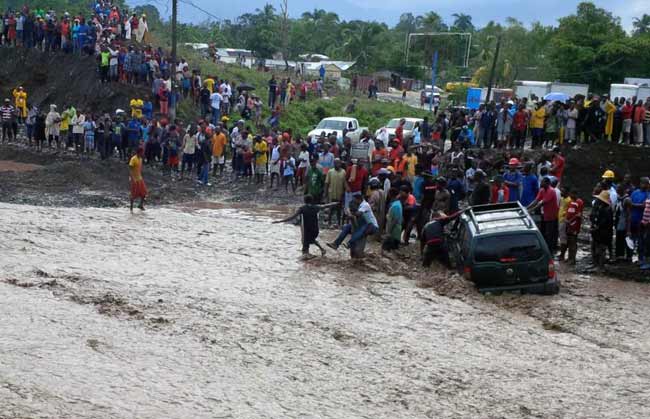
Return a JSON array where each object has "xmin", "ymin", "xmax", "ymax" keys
[{"xmin": 177, "ymin": 46, "xmax": 434, "ymax": 135}]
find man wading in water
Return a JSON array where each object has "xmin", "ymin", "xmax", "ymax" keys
[
  {"xmin": 273, "ymin": 195, "xmax": 338, "ymax": 259},
  {"xmin": 129, "ymin": 147, "xmax": 148, "ymax": 212}
]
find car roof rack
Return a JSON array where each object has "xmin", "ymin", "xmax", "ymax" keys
[{"xmin": 464, "ymin": 202, "xmax": 534, "ymax": 233}]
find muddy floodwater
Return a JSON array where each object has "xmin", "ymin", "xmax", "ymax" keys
[{"xmin": 1, "ymin": 202, "xmax": 649, "ymax": 418}]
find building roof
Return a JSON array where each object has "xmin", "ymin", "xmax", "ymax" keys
[{"xmin": 216, "ymin": 48, "xmax": 254, "ymax": 57}]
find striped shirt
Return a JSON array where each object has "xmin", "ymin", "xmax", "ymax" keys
[
  {"xmin": 642, "ymin": 199, "xmax": 650, "ymax": 226},
  {"xmin": 0, "ymin": 105, "xmax": 14, "ymax": 122}
]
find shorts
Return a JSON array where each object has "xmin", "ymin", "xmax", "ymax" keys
[
  {"xmin": 130, "ymin": 179, "xmax": 148, "ymax": 199},
  {"xmin": 129, "ymin": 138, "xmax": 139, "ymax": 149},
  {"xmin": 532, "ymin": 128, "xmax": 544, "ymax": 137},
  {"xmin": 270, "ymin": 161, "xmax": 281, "ymax": 175},
  {"xmin": 623, "ymin": 119, "xmax": 632, "ymax": 134},
  {"xmin": 212, "ymin": 155, "xmax": 225, "ymax": 165},
  {"xmin": 168, "ymin": 155, "xmax": 179, "ymax": 167},
  {"xmin": 255, "ymin": 164, "xmax": 267, "ymax": 175},
  {"xmin": 85, "ymin": 136, "xmax": 95, "ymax": 150}
]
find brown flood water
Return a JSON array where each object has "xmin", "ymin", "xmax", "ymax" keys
[{"xmin": 0, "ymin": 202, "xmax": 649, "ymax": 418}]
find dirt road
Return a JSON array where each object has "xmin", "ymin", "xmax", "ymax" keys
[{"xmin": 1, "ymin": 203, "xmax": 649, "ymax": 418}]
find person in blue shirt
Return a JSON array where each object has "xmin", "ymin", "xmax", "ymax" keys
[
  {"xmin": 479, "ymin": 107, "xmax": 495, "ymax": 149},
  {"xmin": 520, "ymin": 163, "xmax": 539, "ymax": 207},
  {"xmin": 143, "ymin": 101, "xmax": 153, "ymax": 120},
  {"xmin": 76, "ymin": 20, "xmax": 88, "ymax": 54},
  {"xmin": 631, "ymin": 177, "xmax": 650, "ymax": 261},
  {"xmin": 127, "ymin": 118, "xmax": 142, "ymax": 154},
  {"xmin": 503, "ymin": 158, "xmax": 523, "ymax": 202},
  {"xmin": 412, "ymin": 164, "xmax": 424, "ymax": 203}
]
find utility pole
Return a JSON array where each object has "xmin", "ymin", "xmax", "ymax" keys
[
  {"xmin": 171, "ymin": 0, "xmax": 178, "ymax": 68},
  {"xmin": 429, "ymin": 50, "xmax": 438, "ymax": 113},
  {"xmin": 485, "ymin": 35, "xmax": 501, "ymax": 105}
]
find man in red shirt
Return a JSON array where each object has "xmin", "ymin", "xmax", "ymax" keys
[
  {"xmin": 512, "ymin": 104, "xmax": 529, "ymax": 149},
  {"xmin": 565, "ymin": 189, "xmax": 584, "ymax": 265},
  {"xmin": 621, "ymin": 100, "xmax": 633, "ymax": 144},
  {"xmin": 528, "ymin": 177, "xmax": 560, "ymax": 255},
  {"xmin": 633, "ymin": 99, "xmax": 646, "ymax": 145},
  {"xmin": 395, "ymin": 118, "xmax": 406, "ymax": 144},
  {"xmin": 550, "ymin": 146, "xmax": 565, "ymax": 183},
  {"xmin": 388, "ymin": 138, "xmax": 403, "ymax": 162},
  {"xmin": 344, "ymin": 159, "xmax": 368, "ymax": 215}
]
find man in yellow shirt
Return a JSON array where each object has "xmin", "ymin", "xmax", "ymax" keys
[
  {"xmin": 130, "ymin": 98, "xmax": 144, "ymax": 119},
  {"xmin": 12, "ymin": 86, "xmax": 27, "ymax": 122},
  {"xmin": 558, "ymin": 185, "xmax": 572, "ymax": 261},
  {"xmin": 253, "ymin": 135, "xmax": 268, "ymax": 184},
  {"xmin": 405, "ymin": 148, "xmax": 418, "ymax": 181},
  {"xmin": 530, "ymin": 103, "xmax": 546, "ymax": 148},
  {"xmin": 211, "ymin": 126, "xmax": 227, "ymax": 176},
  {"xmin": 129, "ymin": 148, "xmax": 147, "ymax": 212}
]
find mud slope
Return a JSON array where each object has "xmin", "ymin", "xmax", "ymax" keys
[
  {"xmin": 564, "ymin": 142, "xmax": 650, "ymax": 197},
  {"xmin": 0, "ymin": 48, "xmax": 150, "ymax": 113}
]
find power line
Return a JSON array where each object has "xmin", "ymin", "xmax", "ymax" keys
[{"xmin": 177, "ymin": 0, "xmax": 222, "ymax": 23}]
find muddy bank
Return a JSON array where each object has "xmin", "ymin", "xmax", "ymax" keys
[
  {"xmin": 1, "ymin": 203, "xmax": 650, "ymax": 418},
  {"xmin": 0, "ymin": 48, "xmax": 150, "ymax": 113},
  {"xmin": 0, "ymin": 144, "xmax": 303, "ymax": 207}
]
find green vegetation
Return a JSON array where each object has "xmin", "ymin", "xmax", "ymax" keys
[{"xmin": 281, "ymin": 96, "xmax": 431, "ymax": 137}]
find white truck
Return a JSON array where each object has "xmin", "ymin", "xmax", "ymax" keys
[
  {"xmin": 307, "ymin": 117, "xmax": 368, "ymax": 143},
  {"xmin": 550, "ymin": 82, "xmax": 589, "ymax": 99},
  {"xmin": 514, "ymin": 81, "xmax": 551, "ymax": 101},
  {"xmin": 610, "ymin": 84, "xmax": 639, "ymax": 101}
]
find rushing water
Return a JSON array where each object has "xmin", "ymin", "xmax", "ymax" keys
[{"xmin": 1, "ymin": 203, "xmax": 649, "ymax": 418}]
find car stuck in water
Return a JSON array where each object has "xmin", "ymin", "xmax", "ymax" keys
[{"xmin": 448, "ymin": 202, "xmax": 560, "ymax": 295}]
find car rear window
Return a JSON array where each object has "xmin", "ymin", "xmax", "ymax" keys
[{"xmin": 474, "ymin": 234, "xmax": 544, "ymax": 263}]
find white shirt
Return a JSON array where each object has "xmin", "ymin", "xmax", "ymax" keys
[
  {"xmin": 298, "ymin": 151, "xmax": 310, "ymax": 168},
  {"xmin": 358, "ymin": 200, "xmax": 379, "ymax": 228},
  {"xmin": 210, "ymin": 92, "xmax": 222, "ymax": 109}
]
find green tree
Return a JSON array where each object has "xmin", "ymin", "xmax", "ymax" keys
[
  {"xmin": 549, "ymin": 2, "xmax": 628, "ymax": 89},
  {"xmin": 633, "ymin": 14, "xmax": 650, "ymax": 36},
  {"xmin": 451, "ymin": 13, "xmax": 474, "ymax": 32}
]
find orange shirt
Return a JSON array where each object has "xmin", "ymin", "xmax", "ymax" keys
[
  {"xmin": 394, "ymin": 157, "xmax": 408, "ymax": 175},
  {"xmin": 211, "ymin": 133, "xmax": 227, "ymax": 157}
]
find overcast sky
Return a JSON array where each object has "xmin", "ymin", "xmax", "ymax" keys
[{"xmin": 129, "ymin": 0, "xmax": 643, "ymax": 30}]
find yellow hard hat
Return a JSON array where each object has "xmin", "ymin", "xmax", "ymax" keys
[{"xmin": 602, "ymin": 170, "xmax": 615, "ymax": 179}]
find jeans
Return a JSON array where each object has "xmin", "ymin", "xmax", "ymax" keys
[
  {"xmin": 211, "ymin": 107, "xmax": 220, "ymax": 126},
  {"xmin": 542, "ymin": 219, "xmax": 559, "ymax": 255},
  {"xmin": 199, "ymin": 162, "xmax": 209, "ymax": 184},
  {"xmin": 334, "ymin": 220, "xmax": 379, "ymax": 247},
  {"xmin": 639, "ymin": 226, "xmax": 650, "ymax": 262}
]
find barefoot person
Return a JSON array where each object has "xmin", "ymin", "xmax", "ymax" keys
[
  {"xmin": 273, "ymin": 195, "xmax": 338, "ymax": 259},
  {"xmin": 129, "ymin": 147, "xmax": 147, "ymax": 212}
]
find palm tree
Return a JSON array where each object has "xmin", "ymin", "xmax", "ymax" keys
[
  {"xmin": 341, "ymin": 23, "xmax": 384, "ymax": 69},
  {"xmin": 633, "ymin": 14, "xmax": 650, "ymax": 35},
  {"xmin": 452, "ymin": 13, "xmax": 474, "ymax": 32},
  {"xmin": 422, "ymin": 12, "xmax": 447, "ymax": 32}
]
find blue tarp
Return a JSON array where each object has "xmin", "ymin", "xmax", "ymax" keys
[{"xmin": 466, "ymin": 88, "xmax": 482, "ymax": 110}]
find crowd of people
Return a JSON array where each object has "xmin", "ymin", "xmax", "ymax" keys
[
  {"xmin": 1, "ymin": 1, "xmax": 148, "ymax": 53},
  {"xmin": 440, "ymin": 94, "xmax": 650, "ymax": 150}
]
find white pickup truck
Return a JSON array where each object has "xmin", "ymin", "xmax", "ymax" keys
[{"xmin": 307, "ymin": 117, "xmax": 368, "ymax": 143}]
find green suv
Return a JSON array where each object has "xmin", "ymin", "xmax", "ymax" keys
[{"xmin": 448, "ymin": 202, "xmax": 560, "ymax": 295}]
